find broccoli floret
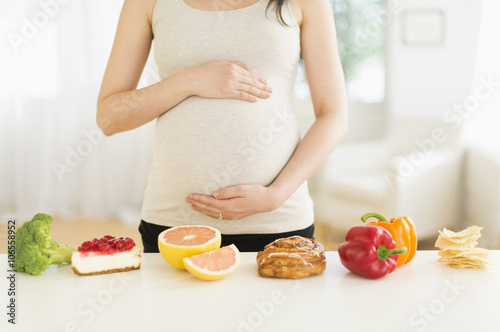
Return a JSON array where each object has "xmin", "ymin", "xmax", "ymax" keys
[{"xmin": 14, "ymin": 213, "xmax": 76, "ymax": 275}]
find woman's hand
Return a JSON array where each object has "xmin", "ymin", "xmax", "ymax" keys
[
  {"xmin": 188, "ymin": 60, "xmax": 272, "ymax": 102},
  {"xmin": 185, "ymin": 185, "xmax": 282, "ymax": 220}
]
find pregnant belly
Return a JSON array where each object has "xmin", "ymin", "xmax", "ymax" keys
[{"xmin": 151, "ymin": 96, "xmax": 301, "ymax": 195}]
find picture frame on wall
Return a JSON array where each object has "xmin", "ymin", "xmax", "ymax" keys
[{"xmin": 402, "ymin": 10, "xmax": 445, "ymax": 46}]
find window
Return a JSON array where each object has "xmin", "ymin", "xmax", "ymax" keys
[
  {"xmin": 295, "ymin": 0, "xmax": 386, "ymax": 104},
  {"xmin": 333, "ymin": 0, "xmax": 386, "ymax": 103},
  {"xmin": 0, "ymin": 1, "xmax": 59, "ymax": 100}
]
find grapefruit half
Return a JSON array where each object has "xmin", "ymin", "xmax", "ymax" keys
[
  {"xmin": 183, "ymin": 244, "xmax": 240, "ymax": 281},
  {"xmin": 158, "ymin": 225, "xmax": 221, "ymax": 270}
]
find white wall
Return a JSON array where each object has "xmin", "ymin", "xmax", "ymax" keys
[{"xmin": 387, "ymin": 0, "xmax": 483, "ymax": 119}]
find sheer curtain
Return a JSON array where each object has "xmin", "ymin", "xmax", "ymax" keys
[{"xmin": 0, "ymin": 0, "xmax": 157, "ymax": 225}]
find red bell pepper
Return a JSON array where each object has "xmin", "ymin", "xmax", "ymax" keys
[{"xmin": 338, "ymin": 226, "xmax": 407, "ymax": 279}]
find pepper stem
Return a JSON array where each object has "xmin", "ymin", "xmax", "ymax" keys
[
  {"xmin": 361, "ymin": 212, "xmax": 389, "ymax": 223},
  {"xmin": 377, "ymin": 245, "xmax": 407, "ymax": 261}
]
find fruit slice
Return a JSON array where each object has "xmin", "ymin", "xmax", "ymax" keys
[
  {"xmin": 158, "ymin": 225, "xmax": 221, "ymax": 270},
  {"xmin": 183, "ymin": 244, "xmax": 240, "ymax": 281}
]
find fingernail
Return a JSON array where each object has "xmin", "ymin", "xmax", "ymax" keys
[
  {"xmin": 213, "ymin": 191, "xmax": 219, "ymax": 198},
  {"xmin": 267, "ymin": 86, "xmax": 273, "ymax": 93},
  {"xmin": 251, "ymin": 96, "xmax": 258, "ymax": 102},
  {"xmin": 262, "ymin": 79, "xmax": 267, "ymax": 84},
  {"xmin": 264, "ymin": 92, "xmax": 271, "ymax": 97}
]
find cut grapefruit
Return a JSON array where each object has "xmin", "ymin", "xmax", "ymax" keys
[
  {"xmin": 183, "ymin": 244, "xmax": 240, "ymax": 281},
  {"xmin": 158, "ymin": 225, "xmax": 221, "ymax": 270}
]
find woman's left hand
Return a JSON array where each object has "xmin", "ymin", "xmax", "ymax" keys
[{"xmin": 185, "ymin": 185, "xmax": 280, "ymax": 220}]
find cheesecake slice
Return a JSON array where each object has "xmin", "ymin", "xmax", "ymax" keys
[{"xmin": 72, "ymin": 235, "xmax": 141, "ymax": 275}]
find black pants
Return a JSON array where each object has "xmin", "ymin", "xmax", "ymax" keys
[{"xmin": 139, "ymin": 219, "xmax": 315, "ymax": 253}]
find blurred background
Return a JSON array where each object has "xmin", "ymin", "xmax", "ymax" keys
[{"xmin": 1, "ymin": 0, "xmax": 499, "ymax": 251}]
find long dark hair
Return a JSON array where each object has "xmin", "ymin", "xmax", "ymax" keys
[{"xmin": 266, "ymin": 0, "xmax": 290, "ymax": 26}]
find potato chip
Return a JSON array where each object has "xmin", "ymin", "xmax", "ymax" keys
[
  {"xmin": 438, "ymin": 230, "xmax": 481, "ymax": 244},
  {"xmin": 439, "ymin": 256, "xmax": 491, "ymax": 266},
  {"xmin": 453, "ymin": 248, "xmax": 491, "ymax": 258},
  {"xmin": 438, "ymin": 249, "xmax": 490, "ymax": 260},
  {"xmin": 441, "ymin": 226, "xmax": 482, "ymax": 239},
  {"xmin": 437, "ymin": 249, "xmax": 462, "ymax": 256},
  {"xmin": 435, "ymin": 227, "xmax": 482, "ymax": 249},
  {"xmin": 435, "ymin": 225, "xmax": 492, "ymax": 269},
  {"xmin": 435, "ymin": 238, "xmax": 478, "ymax": 251},
  {"xmin": 439, "ymin": 256, "xmax": 491, "ymax": 265},
  {"xmin": 447, "ymin": 262, "xmax": 488, "ymax": 269}
]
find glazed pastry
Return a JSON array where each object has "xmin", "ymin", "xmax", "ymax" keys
[{"xmin": 256, "ymin": 236, "xmax": 326, "ymax": 279}]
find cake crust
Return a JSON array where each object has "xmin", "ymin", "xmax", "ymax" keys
[{"xmin": 72, "ymin": 263, "xmax": 141, "ymax": 276}]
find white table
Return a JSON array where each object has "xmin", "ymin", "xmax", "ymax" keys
[{"xmin": 1, "ymin": 251, "xmax": 499, "ymax": 332}]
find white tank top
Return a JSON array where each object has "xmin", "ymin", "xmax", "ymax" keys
[{"xmin": 141, "ymin": 0, "xmax": 314, "ymax": 234}]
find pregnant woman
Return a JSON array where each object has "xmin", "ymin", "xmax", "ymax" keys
[{"xmin": 97, "ymin": 0, "xmax": 347, "ymax": 252}]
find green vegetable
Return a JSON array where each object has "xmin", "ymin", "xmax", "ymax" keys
[{"xmin": 14, "ymin": 213, "xmax": 76, "ymax": 275}]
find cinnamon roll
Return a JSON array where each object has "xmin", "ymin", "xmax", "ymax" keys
[{"xmin": 256, "ymin": 236, "xmax": 326, "ymax": 279}]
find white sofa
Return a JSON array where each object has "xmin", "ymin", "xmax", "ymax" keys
[
  {"xmin": 464, "ymin": 144, "xmax": 500, "ymax": 248},
  {"xmin": 314, "ymin": 116, "xmax": 463, "ymax": 240}
]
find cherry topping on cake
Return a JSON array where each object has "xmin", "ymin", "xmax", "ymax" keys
[
  {"xmin": 123, "ymin": 238, "xmax": 135, "ymax": 250},
  {"xmin": 115, "ymin": 241, "xmax": 124, "ymax": 250},
  {"xmin": 98, "ymin": 243, "xmax": 111, "ymax": 251},
  {"xmin": 80, "ymin": 241, "xmax": 92, "ymax": 252},
  {"xmin": 78, "ymin": 236, "xmax": 136, "ymax": 253}
]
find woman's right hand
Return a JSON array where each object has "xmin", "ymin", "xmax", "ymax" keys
[{"xmin": 188, "ymin": 60, "xmax": 272, "ymax": 102}]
